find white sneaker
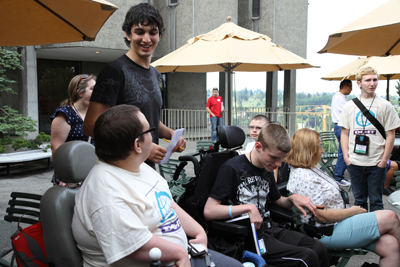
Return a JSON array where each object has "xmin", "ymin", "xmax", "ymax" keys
[{"xmin": 338, "ymin": 179, "xmax": 351, "ymax": 186}]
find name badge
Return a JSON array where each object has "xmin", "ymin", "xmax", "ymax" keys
[{"xmin": 354, "ymin": 135, "xmax": 369, "ymax": 155}]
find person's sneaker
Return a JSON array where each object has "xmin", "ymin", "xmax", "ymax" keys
[
  {"xmin": 383, "ymin": 186, "xmax": 395, "ymax": 196},
  {"xmin": 338, "ymin": 179, "xmax": 351, "ymax": 186}
]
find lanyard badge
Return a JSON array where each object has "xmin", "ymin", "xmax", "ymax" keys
[{"xmin": 354, "ymin": 135, "xmax": 369, "ymax": 155}]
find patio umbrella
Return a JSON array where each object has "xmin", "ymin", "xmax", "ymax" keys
[
  {"xmin": 318, "ymin": 0, "xmax": 400, "ymax": 56},
  {"xmin": 321, "ymin": 55, "xmax": 400, "ymax": 100},
  {"xmin": 152, "ymin": 17, "xmax": 318, "ymax": 124},
  {"xmin": 0, "ymin": 0, "xmax": 118, "ymax": 46}
]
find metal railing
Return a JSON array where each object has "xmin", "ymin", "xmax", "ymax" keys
[{"xmin": 161, "ymin": 108, "xmax": 334, "ymax": 143}]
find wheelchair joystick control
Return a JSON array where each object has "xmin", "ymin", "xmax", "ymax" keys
[{"xmin": 149, "ymin": 248, "xmax": 162, "ymax": 267}]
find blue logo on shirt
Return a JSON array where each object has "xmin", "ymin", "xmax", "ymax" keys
[
  {"xmin": 155, "ymin": 191, "xmax": 175, "ymax": 223},
  {"xmin": 355, "ymin": 110, "xmax": 376, "ymax": 127}
]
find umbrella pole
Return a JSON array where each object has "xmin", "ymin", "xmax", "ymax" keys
[
  {"xmin": 387, "ymin": 77, "xmax": 390, "ymax": 101},
  {"xmin": 228, "ymin": 67, "xmax": 232, "ymax": 125},
  {"xmin": 385, "ymin": 74, "xmax": 394, "ymax": 101}
]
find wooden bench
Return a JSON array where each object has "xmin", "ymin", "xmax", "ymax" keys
[{"xmin": 0, "ymin": 149, "xmax": 52, "ymax": 175}]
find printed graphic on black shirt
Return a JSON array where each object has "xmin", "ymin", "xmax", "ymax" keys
[{"xmin": 237, "ymin": 171, "xmax": 270, "ymax": 218}]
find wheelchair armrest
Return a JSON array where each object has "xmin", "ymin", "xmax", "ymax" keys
[
  {"xmin": 267, "ymin": 203, "xmax": 299, "ymax": 222},
  {"xmin": 209, "ymin": 221, "xmax": 248, "ymax": 236},
  {"xmin": 178, "ymin": 155, "xmax": 200, "ymax": 177}
]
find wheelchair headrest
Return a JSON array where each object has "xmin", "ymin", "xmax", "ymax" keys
[
  {"xmin": 53, "ymin": 141, "xmax": 97, "ymax": 184},
  {"xmin": 217, "ymin": 125, "xmax": 245, "ymax": 149}
]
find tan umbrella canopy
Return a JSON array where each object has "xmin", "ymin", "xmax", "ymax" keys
[
  {"xmin": 318, "ymin": 0, "xmax": 400, "ymax": 56},
  {"xmin": 0, "ymin": 0, "xmax": 118, "ymax": 46},
  {"xmin": 152, "ymin": 17, "xmax": 318, "ymax": 124},
  {"xmin": 321, "ymin": 55, "xmax": 400, "ymax": 100}
]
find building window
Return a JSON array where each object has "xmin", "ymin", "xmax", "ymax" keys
[
  {"xmin": 252, "ymin": 0, "xmax": 260, "ymax": 19},
  {"xmin": 37, "ymin": 59, "xmax": 81, "ymax": 134},
  {"xmin": 168, "ymin": 0, "xmax": 178, "ymax": 7}
]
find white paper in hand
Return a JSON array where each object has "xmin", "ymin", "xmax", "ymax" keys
[{"xmin": 159, "ymin": 128, "xmax": 185, "ymax": 164}]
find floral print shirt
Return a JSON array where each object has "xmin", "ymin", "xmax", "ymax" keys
[{"xmin": 287, "ymin": 167, "xmax": 344, "ymax": 225}]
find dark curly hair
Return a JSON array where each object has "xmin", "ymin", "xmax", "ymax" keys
[{"xmin": 122, "ymin": 3, "xmax": 165, "ymax": 47}]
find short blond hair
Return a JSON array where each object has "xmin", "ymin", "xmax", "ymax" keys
[
  {"xmin": 355, "ymin": 66, "xmax": 378, "ymax": 82},
  {"xmin": 258, "ymin": 123, "xmax": 291, "ymax": 153},
  {"xmin": 284, "ymin": 128, "xmax": 321, "ymax": 169}
]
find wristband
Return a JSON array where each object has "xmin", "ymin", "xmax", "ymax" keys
[{"xmin": 229, "ymin": 205, "xmax": 233, "ymax": 219}]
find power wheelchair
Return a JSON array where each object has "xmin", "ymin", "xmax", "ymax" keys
[
  {"xmin": 172, "ymin": 126, "xmax": 301, "ymax": 267},
  {"xmin": 172, "ymin": 125, "xmax": 370, "ymax": 267},
  {"xmin": 39, "ymin": 141, "xmax": 163, "ymax": 267}
]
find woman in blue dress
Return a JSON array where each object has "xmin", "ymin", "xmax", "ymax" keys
[{"xmin": 50, "ymin": 74, "xmax": 96, "ymax": 186}]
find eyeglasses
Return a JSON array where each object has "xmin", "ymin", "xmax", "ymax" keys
[
  {"xmin": 136, "ymin": 126, "xmax": 155, "ymax": 138},
  {"xmin": 248, "ymin": 126, "xmax": 262, "ymax": 130},
  {"xmin": 77, "ymin": 74, "xmax": 89, "ymax": 88}
]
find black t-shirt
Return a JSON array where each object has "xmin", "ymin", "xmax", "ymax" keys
[
  {"xmin": 209, "ymin": 154, "xmax": 281, "ymax": 219},
  {"xmin": 90, "ymin": 54, "xmax": 163, "ymax": 145}
]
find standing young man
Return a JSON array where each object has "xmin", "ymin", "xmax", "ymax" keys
[
  {"xmin": 340, "ymin": 67, "xmax": 400, "ymax": 211},
  {"xmin": 206, "ymin": 88, "xmax": 224, "ymax": 141},
  {"xmin": 204, "ymin": 123, "xmax": 329, "ymax": 267},
  {"xmin": 331, "ymin": 79, "xmax": 352, "ymax": 186},
  {"xmin": 83, "ymin": 3, "xmax": 185, "ymax": 168}
]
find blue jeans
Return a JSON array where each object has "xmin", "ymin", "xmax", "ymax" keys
[
  {"xmin": 334, "ymin": 124, "xmax": 347, "ymax": 182},
  {"xmin": 210, "ymin": 116, "xmax": 222, "ymax": 141},
  {"xmin": 347, "ymin": 164, "xmax": 386, "ymax": 212}
]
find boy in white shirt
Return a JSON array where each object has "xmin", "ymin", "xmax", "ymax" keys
[{"xmin": 244, "ymin": 115, "xmax": 270, "ymax": 153}]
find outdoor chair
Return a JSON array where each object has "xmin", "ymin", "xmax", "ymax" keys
[
  {"xmin": 319, "ymin": 131, "xmax": 339, "ymax": 178},
  {"xmin": 159, "ymin": 158, "xmax": 190, "ymax": 202},
  {"xmin": 1, "ymin": 192, "xmax": 42, "ymax": 267}
]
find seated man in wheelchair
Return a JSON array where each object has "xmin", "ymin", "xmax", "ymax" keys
[
  {"xmin": 203, "ymin": 123, "xmax": 330, "ymax": 267},
  {"xmin": 286, "ymin": 128, "xmax": 400, "ymax": 267},
  {"xmin": 72, "ymin": 105, "xmax": 242, "ymax": 267}
]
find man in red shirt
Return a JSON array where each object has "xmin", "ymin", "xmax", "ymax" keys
[{"xmin": 206, "ymin": 88, "xmax": 224, "ymax": 141}]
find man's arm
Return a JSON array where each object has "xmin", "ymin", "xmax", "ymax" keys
[
  {"xmin": 341, "ymin": 127, "xmax": 351, "ymax": 165},
  {"xmin": 274, "ymin": 194, "xmax": 317, "ymax": 217},
  {"xmin": 127, "ymin": 235, "xmax": 190, "ymax": 266},
  {"xmin": 203, "ymin": 197, "xmax": 263, "ymax": 229},
  {"xmin": 83, "ymin": 102, "xmax": 110, "ymax": 137},
  {"xmin": 378, "ymin": 129, "xmax": 395, "ymax": 168},
  {"xmin": 172, "ymin": 201, "xmax": 207, "ymax": 250},
  {"xmin": 206, "ymin": 106, "xmax": 214, "ymax": 117}
]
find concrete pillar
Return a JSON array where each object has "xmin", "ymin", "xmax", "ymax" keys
[
  {"xmin": 266, "ymin": 71, "xmax": 278, "ymax": 122},
  {"xmin": 283, "ymin": 69, "xmax": 296, "ymax": 136},
  {"xmin": 20, "ymin": 46, "xmax": 39, "ymax": 139}
]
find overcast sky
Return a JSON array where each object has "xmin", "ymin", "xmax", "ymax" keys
[{"xmin": 207, "ymin": 0, "xmax": 396, "ymax": 97}]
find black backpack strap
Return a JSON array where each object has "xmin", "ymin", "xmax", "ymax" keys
[{"xmin": 352, "ymin": 98, "xmax": 386, "ymax": 139}]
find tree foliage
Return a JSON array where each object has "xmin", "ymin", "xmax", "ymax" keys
[{"xmin": 0, "ymin": 47, "xmax": 50, "ymax": 153}]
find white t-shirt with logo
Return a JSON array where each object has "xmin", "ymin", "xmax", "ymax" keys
[
  {"xmin": 72, "ymin": 160, "xmax": 187, "ymax": 267},
  {"xmin": 339, "ymin": 95, "xmax": 400, "ymax": 166}
]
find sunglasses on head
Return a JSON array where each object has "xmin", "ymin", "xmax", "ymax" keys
[{"xmin": 77, "ymin": 74, "xmax": 89, "ymax": 88}]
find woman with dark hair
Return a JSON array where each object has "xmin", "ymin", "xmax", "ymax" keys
[
  {"xmin": 50, "ymin": 74, "xmax": 96, "ymax": 186},
  {"xmin": 285, "ymin": 128, "xmax": 400, "ymax": 267}
]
